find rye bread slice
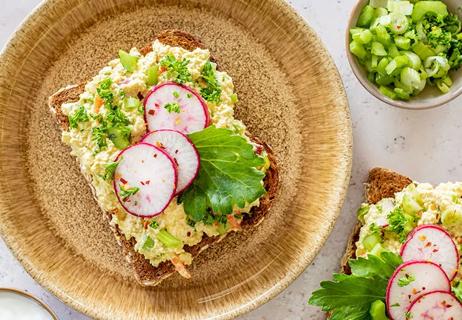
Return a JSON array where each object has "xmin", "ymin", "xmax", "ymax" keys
[
  {"xmin": 49, "ymin": 30, "xmax": 279, "ymax": 286},
  {"xmin": 340, "ymin": 168, "xmax": 412, "ymax": 274}
]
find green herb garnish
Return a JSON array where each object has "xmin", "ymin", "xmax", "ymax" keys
[
  {"xmin": 141, "ymin": 236, "xmax": 155, "ymax": 250},
  {"xmin": 398, "ymin": 273, "xmax": 415, "ymax": 287},
  {"xmin": 179, "ymin": 126, "xmax": 266, "ymax": 224},
  {"xmin": 149, "ymin": 220, "xmax": 159, "ymax": 229},
  {"xmin": 387, "ymin": 207, "xmax": 417, "ymax": 242},
  {"xmin": 164, "ymin": 102, "xmax": 181, "ymax": 113},
  {"xmin": 119, "ymin": 185, "xmax": 140, "ymax": 201},
  {"xmin": 309, "ymin": 252, "xmax": 403, "ymax": 319},
  {"xmin": 102, "ymin": 162, "xmax": 118, "ymax": 181},
  {"xmin": 160, "ymin": 54, "xmax": 192, "ymax": 84},
  {"xmin": 68, "ymin": 106, "xmax": 89, "ymax": 129},
  {"xmin": 200, "ymin": 61, "xmax": 222, "ymax": 104}
]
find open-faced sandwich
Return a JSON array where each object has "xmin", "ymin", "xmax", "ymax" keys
[
  {"xmin": 49, "ymin": 30, "xmax": 278, "ymax": 286},
  {"xmin": 309, "ymin": 168, "xmax": 462, "ymax": 319}
]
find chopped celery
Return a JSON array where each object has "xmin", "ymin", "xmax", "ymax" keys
[
  {"xmin": 371, "ymin": 55, "xmax": 379, "ymax": 68},
  {"xmin": 402, "ymin": 51, "xmax": 422, "ymax": 69},
  {"xmin": 390, "ymin": 13, "xmax": 409, "ymax": 34},
  {"xmin": 370, "ymin": 0, "xmax": 388, "ymax": 9},
  {"xmin": 363, "ymin": 233, "xmax": 381, "ymax": 251},
  {"xmin": 119, "ymin": 50, "xmax": 139, "ymax": 73},
  {"xmin": 353, "ymin": 29, "xmax": 373, "ymax": 44},
  {"xmin": 394, "ymin": 87, "xmax": 411, "ymax": 100},
  {"xmin": 146, "ymin": 65, "xmax": 159, "ymax": 86},
  {"xmin": 350, "ymin": 41, "xmax": 367, "ymax": 59},
  {"xmin": 376, "ymin": 73, "xmax": 394, "ymax": 85},
  {"xmin": 157, "ymin": 229, "xmax": 183, "ymax": 248},
  {"xmin": 375, "ymin": 7, "xmax": 388, "ymax": 17},
  {"xmin": 388, "ymin": 44, "xmax": 400, "ymax": 58},
  {"xmin": 123, "ymin": 96, "xmax": 141, "ymax": 111},
  {"xmin": 385, "ymin": 55, "xmax": 409, "ymax": 75},
  {"xmin": 107, "ymin": 126, "xmax": 130, "ymax": 149},
  {"xmin": 358, "ymin": 5, "xmax": 375, "ymax": 27},
  {"xmin": 425, "ymin": 56, "xmax": 450, "ymax": 78},
  {"xmin": 369, "ymin": 300, "xmax": 389, "ymax": 320},
  {"xmin": 412, "ymin": 1, "xmax": 448, "ymax": 22},
  {"xmin": 380, "ymin": 85, "xmax": 398, "ymax": 99},
  {"xmin": 377, "ymin": 57, "xmax": 390, "ymax": 75},
  {"xmin": 388, "ymin": 1, "xmax": 413, "ymax": 16},
  {"xmin": 350, "ymin": 28, "xmax": 365, "ymax": 37},
  {"xmin": 436, "ymin": 76, "xmax": 453, "ymax": 93},
  {"xmin": 412, "ymin": 42, "xmax": 436, "ymax": 60},
  {"xmin": 373, "ymin": 25, "xmax": 392, "ymax": 46},
  {"xmin": 371, "ymin": 42, "xmax": 387, "ymax": 56},
  {"xmin": 395, "ymin": 36, "xmax": 411, "ymax": 50},
  {"xmin": 141, "ymin": 235, "xmax": 155, "ymax": 250},
  {"xmin": 401, "ymin": 67, "xmax": 422, "ymax": 91},
  {"xmin": 402, "ymin": 194, "xmax": 423, "ymax": 215}
]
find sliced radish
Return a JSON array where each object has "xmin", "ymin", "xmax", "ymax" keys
[
  {"xmin": 142, "ymin": 130, "xmax": 200, "ymax": 193},
  {"xmin": 386, "ymin": 261, "xmax": 451, "ymax": 320},
  {"xmin": 144, "ymin": 82, "xmax": 210, "ymax": 134},
  {"xmin": 401, "ymin": 225, "xmax": 459, "ymax": 280},
  {"xmin": 408, "ymin": 290, "xmax": 462, "ymax": 320},
  {"xmin": 113, "ymin": 143, "xmax": 177, "ymax": 217}
]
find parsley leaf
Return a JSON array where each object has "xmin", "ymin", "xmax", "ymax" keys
[
  {"xmin": 164, "ymin": 102, "xmax": 181, "ymax": 113},
  {"xmin": 96, "ymin": 78, "xmax": 114, "ymax": 107},
  {"xmin": 119, "ymin": 185, "xmax": 140, "ymax": 201},
  {"xmin": 387, "ymin": 207, "xmax": 417, "ymax": 242},
  {"xmin": 149, "ymin": 220, "xmax": 159, "ymax": 229},
  {"xmin": 309, "ymin": 252, "xmax": 402, "ymax": 319},
  {"xmin": 200, "ymin": 61, "xmax": 222, "ymax": 104},
  {"xmin": 179, "ymin": 126, "xmax": 266, "ymax": 223},
  {"xmin": 452, "ymin": 281, "xmax": 462, "ymax": 301},
  {"xmin": 102, "ymin": 162, "xmax": 118, "ymax": 181},
  {"xmin": 92, "ymin": 126, "xmax": 108, "ymax": 152},
  {"xmin": 68, "ymin": 106, "xmax": 89, "ymax": 129},
  {"xmin": 160, "ymin": 54, "xmax": 192, "ymax": 84},
  {"xmin": 398, "ymin": 273, "xmax": 415, "ymax": 287}
]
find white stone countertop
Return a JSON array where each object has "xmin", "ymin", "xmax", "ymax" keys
[{"xmin": 2, "ymin": 0, "xmax": 462, "ymax": 319}]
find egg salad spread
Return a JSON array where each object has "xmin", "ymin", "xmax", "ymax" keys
[{"xmin": 60, "ymin": 40, "xmax": 268, "ymax": 268}]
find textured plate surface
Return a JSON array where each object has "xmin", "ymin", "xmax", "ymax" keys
[{"xmin": 0, "ymin": 0, "xmax": 351, "ymax": 319}]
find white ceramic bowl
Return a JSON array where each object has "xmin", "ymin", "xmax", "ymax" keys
[{"xmin": 346, "ymin": 0, "xmax": 462, "ymax": 109}]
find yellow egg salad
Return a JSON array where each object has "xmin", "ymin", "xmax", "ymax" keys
[{"xmin": 60, "ymin": 40, "xmax": 269, "ymax": 271}]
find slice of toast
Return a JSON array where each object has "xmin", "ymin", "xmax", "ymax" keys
[
  {"xmin": 340, "ymin": 168, "xmax": 412, "ymax": 274},
  {"xmin": 49, "ymin": 30, "xmax": 279, "ymax": 286}
]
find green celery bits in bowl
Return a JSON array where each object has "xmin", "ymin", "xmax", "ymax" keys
[{"xmin": 348, "ymin": 0, "xmax": 462, "ymax": 104}]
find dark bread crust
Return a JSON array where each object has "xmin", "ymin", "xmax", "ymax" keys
[
  {"xmin": 340, "ymin": 168, "xmax": 412, "ymax": 275},
  {"xmin": 49, "ymin": 30, "xmax": 279, "ymax": 286}
]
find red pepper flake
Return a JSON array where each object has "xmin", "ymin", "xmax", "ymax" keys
[
  {"xmin": 432, "ymin": 248, "xmax": 439, "ymax": 253},
  {"xmin": 120, "ymin": 178, "xmax": 127, "ymax": 184},
  {"xmin": 425, "ymin": 242, "xmax": 432, "ymax": 247},
  {"xmin": 187, "ymin": 231, "xmax": 191, "ymax": 237},
  {"xmin": 154, "ymin": 102, "xmax": 160, "ymax": 108},
  {"xmin": 175, "ymin": 149, "xmax": 179, "ymax": 154},
  {"xmin": 159, "ymin": 67, "xmax": 166, "ymax": 73},
  {"xmin": 141, "ymin": 181, "xmax": 145, "ymax": 186},
  {"xmin": 256, "ymin": 145, "xmax": 263, "ymax": 155},
  {"xmin": 145, "ymin": 180, "xmax": 151, "ymax": 185},
  {"xmin": 143, "ymin": 220, "xmax": 149, "ymax": 229},
  {"xmin": 153, "ymin": 153, "xmax": 158, "ymax": 158},
  {"xmin": 148, "ymin": 110, "xmax": 155, "ymax": 116}
]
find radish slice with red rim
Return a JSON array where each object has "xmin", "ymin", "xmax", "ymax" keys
[
  {"xmin": 401, "ymin": 225, "xmax": 459, "ymax": 280},
  {"xmin": 386, "ymin": 261, "xmax": 451, "ymax": 320},
  {"xmin": 142, "ymin": 129, "xmax": 200, "ymax": 194},
  {"xmin": 407, "ymin": 290, "xmax": 462, "ymax": 320},
  {"xmin": 113, "ymin": 143, "xmax": 177, "ymax": 217},
  {"xmin": 144, "ymin": 82, "xmax": 210, "ymax": 134}
]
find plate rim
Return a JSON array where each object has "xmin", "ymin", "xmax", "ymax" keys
[{"xmin": 0, "ymin": 0, "xmax": 352, "ymax": 319}]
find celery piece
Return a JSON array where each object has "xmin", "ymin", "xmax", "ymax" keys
[
  {"xmin": 370, "ymin": 0, "xmax": 388, "ymax": 9},
  {"xmin": 141, "ymin": 235, "xmax": 155, "ymax": 250},
  {"xmin": 371, "ymin": 55, "xmax": 379, "ymax": 69},
  {"xmin": 371, "ymin": 41, "xmax": 387, "ymax": 56},
  {"xmin": 390, "ymin": 13, "xmax": 409, "ymax": 34},
  {"xmin": 350, "ymin": 41, "xmax": 367, "ymax": 59},
  {"xmin": 401, "ymin": 67, "xmax": 422, "ymax": 91},
  {"xmin": 146, "ymin": 65, "xmax": 159, "ymax": 86},
  {"xmin": 123, "ymin": 96, "xmax": 141, "ymax": 111},
  {"xmin": 412, "ymin": 42, "xmax": 436, "ymax": 61},
  {"xmin": 375, "ymin": 7, "xmax": 388, "ymax": 17},
  {"xmin": 119, "ymin": 50, "xmax": 139, "ymax": 73},
  {"xmin": 373, "ymin": 25, "xmax": 392, "ymax": 46},
  {"xmin": 353, "ymin": 29, "xmax": 373, "ymax": 44},
  {"xmin": 157, "ymin": 229, "xmax": 183, "ymax": 248},
  {"xmin": 350, "ymin": 27, "xmax": 365, "ymax": 37},
  {"xmin": 386, "ymin": 56, "xmax": 409, "ymax": 76},
  {"xmin": 387, "ymin": 0, "xmax": 413, "ymax": 16},
  {"xmin": 380, "ymin": 85, "xmax": 398, "ymax": 99},
  {"xmin": 377, "ymin": 57, "xmax": 390, "ymax": 75},
  {"xmin": 388, "ymin": 44, "xmax": 400, "ymax": 58},
  {"xmin": 394, "ymin": 87, "xmax": 411, "ymax": 100},
  {"xmin": 425, "ymin": 56, "xmax": 450, "ymax": 78},
  {"xmin": 369, "ymin": 300, "xmax": 389, "ymax": 320},
  {"xmin": 107, "ymin": 127, "xmax": 130, "ymax": 149},
  {"xmin": 395, "ymin": 36, "xmax": 411, "ymax": 50},
  {"xmin": 376, "ymin": 73, "xmax": 394, "ymax": 86},
  {"xmin": 358, "ymin": 5, "xmax": 375, "ymax": 27},
  {"xmin": 457, "ymin": 33, "xmax": 462, "ymax": 41},
  {"xmin": 363, "ymin": 233, "xmax": 381, "ymax": 251},
  {"xmin": 436, "ymin": 76, "xmax": 453, "ymax": 93},
  {"xmin": 412, "ymin": 1, "xmax": 448, "ymax": 22},
  {"xmin": 368, "ymin": 72, "xmax": 376, "ymax": 83}
]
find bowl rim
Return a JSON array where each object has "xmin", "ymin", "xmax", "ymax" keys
[
  {"xmin": 346, "ymin": 0, "xmax": 462, "ymax": 110},
  {"xmin": 0, "ymin": 287, "xmax": 59, "ymax": 319},
  {"xmin": 0, "ymin": 0, "xmax": 352, "ymax": 319}
]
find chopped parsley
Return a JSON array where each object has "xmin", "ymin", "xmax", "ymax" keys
[
  {"xmin": 187, "ymin": 93, "xmax": 192, "ymax": 98},
  {"xmin": 102, "ymin": 162, "xmax": 118, "ymax": 181},
  {"xmin": 119, "ymin": 185, "xmax": 140, "ymax": 201},
  {"xmin": 387, "ymin": 207, "xmax": 417, "ymax": 242},
  {"xmin": 160, "ymin": 54, "xmax": 192, "ymax": 84},
  {"xmin": 200, "ymin": 61, "xmax": 222, "ymax": 104},
  {"xmin": 91, "ymin": 126, "xmax": 108, "ymax": 152},
  {"xmin": 149, "ymin": 220, "xmax": 159, "ymax": 229},
  {"xmin": 164, "ymin": 102, "xmax": 181, "ymax": 113},
  {"xmin": 173, "ymin": 91, "xmax": 180, "ymax": 98},
  {"xmin": 68, "ymin": 106, "xmax": 89, "ymax": 129},
  {"xmin": 398, "ymin": 274, "xmax": 415, "ymax": 287},
  {"xmin": 96, "ymin": 78, "xmax": 114, "ymax": 107}
]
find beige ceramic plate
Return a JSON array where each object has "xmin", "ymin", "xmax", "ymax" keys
[{"xmin": 0, "ymin": 0, "xmax": 351, "ymax": 319}]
